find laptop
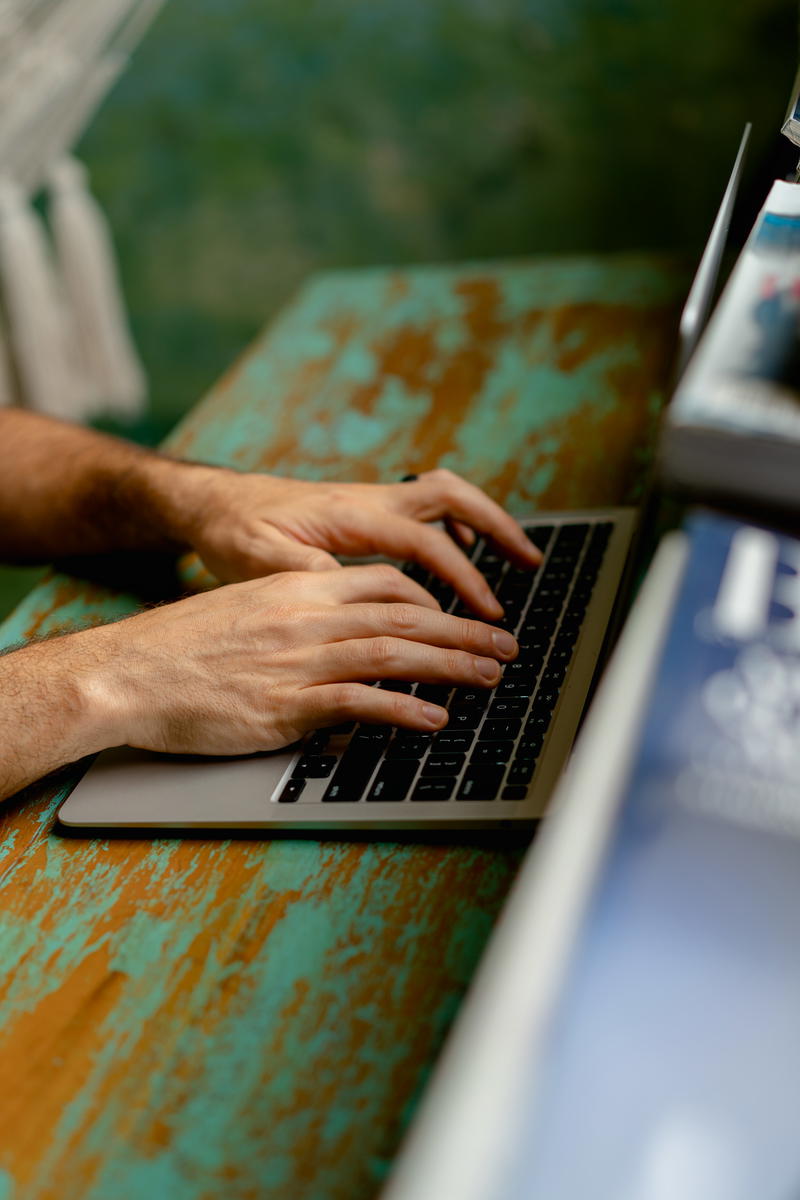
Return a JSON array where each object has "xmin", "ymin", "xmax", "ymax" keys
[{"xmin": 55, "ymin": 130, "xmax": 750, "ymax": 836}]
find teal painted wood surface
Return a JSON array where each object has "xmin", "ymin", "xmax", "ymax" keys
[{"xmin": 0, "ymin": 255, "xmax": 684, "ymax": 1199}]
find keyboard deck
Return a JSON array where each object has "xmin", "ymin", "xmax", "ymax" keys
[{"xmin": 276, "ymin": 518, "xmax": 615, "ymax": 809}]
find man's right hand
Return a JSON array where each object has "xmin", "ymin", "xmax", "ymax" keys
[{"xmin": 78, "ymin": 563, "xmax": 518, "ymax": 759}]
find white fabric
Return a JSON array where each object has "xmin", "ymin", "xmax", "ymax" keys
[
  {"xmin": 49, "ymin": 155, "xmax": 146, "ymax": 417},
  {"xmin": 0, "ymin": 0, "xmax": 164, "ymax": 420},
  {"xmin": 0, "ymin": 176, "xmax": 87, "ymax": 418}
]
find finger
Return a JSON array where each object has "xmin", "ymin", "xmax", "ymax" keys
[
  {"xmin": 358, "ymin": 514, "xmax": 503, "ymax": 618},
  {"xmin": 314, "ymin": 602, "xmax": 518, "ymax": 660},
  {"xmin": 307, "ymin": 636, "xmax": 503, "ymax": 689},
  {"xmin": 446, "ymin": 518, "xmax": 476, "ymax": 549},
  {"xmin": 251, "ymin": 537, "xmax": 341, "ymax": 574},
  {"xmin": 394, "ymin": 469, "xmax": 542, "ymax": 566},
  {"xmin": 294, "ymin": 682, "xmax": 450, "ymax": 734},
  {"xmin": 308, "ymin": 562, "xmax": 441, "ymax": 611}
]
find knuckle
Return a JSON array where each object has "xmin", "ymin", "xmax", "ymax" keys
[
  {"xmin": 444, "ymin": 648, "xmax": 468, "ymax": 677},
  {"xmin": 461, "ymin": 618, "xmax": 485, "ymax": 646},
  {"xmin": 371, "ymin": 636, "xmax": 398, "ymax": 668},
  {"xmin": 386, "ymin": 693, "xmax": 409, "ymax": 724},
  {"xmin": 386, "ymin": 603, "xmax": 417, "ymax": 634},
  {"xmin": 306, "ymin": 551, "xmax": 333, "ymax": 571},
  {"xmin": 333, "ymin": 683, "xmax": 362, "ymax": 714},
  {"xmin": 372, "ymin": 562, "xmax": 405, "ymax": 588},
  {"xmin": 430, "ymin": 466, "xmax": 458, "ymax": 491}
]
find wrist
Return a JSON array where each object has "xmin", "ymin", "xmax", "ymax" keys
[
  {"xmin": 123, "ymin": 454, "xmax": 228, "ymax": 550},
  {"xmin": 0, "ymin": 626, "xmax": 132, "ymax": 777}
]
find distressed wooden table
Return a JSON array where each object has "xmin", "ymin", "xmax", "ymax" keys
[{"xmin": 0, "ymin": 255, "xmax": 684, "ymax": 1200}]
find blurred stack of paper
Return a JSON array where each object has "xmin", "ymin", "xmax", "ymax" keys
[{"xmin": 661, "ymin": 180, "xmax": 800, "ymax": 511}]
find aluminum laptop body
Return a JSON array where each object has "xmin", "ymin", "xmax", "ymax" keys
[{"xmin": 57, "ymin": 508, "xmax": 635, "ymax": 833}]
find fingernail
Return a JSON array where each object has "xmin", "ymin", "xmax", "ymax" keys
[
  {"xmin": 422, "ymin": 704, "xmax": 448, "ymax": 727},
  {"xmin": 492, "ymin": 630, "xmax": 517, "ymax": 658},
  {"xmin": 474, "ymin": 657, "xmax": 501, "ymax": 682}
]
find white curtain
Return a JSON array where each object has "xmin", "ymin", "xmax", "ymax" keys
[{"xmin": 0, "ymin": 0, "xmax": 164, "ymax": 419}]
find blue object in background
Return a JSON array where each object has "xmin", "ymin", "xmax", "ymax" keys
[{"xmin": 503, "ymin": 511, "xmax": 800, "ymax": 1200}]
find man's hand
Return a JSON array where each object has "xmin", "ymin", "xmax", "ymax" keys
[
  {"xmin": 0, "ymin": 413, "xmax": 540, "ymax": 619},
  {"xmin": 0, "ymin": 564, "xmax": 517, "ymax": 799},
  {"xmin": 165, "ymin": 465, "xmax": 542, "ymax": 619}
]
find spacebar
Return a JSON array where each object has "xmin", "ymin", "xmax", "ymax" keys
[{"xmin": 322, "ymin": 749, "xmax": 381, "ymax": 802}]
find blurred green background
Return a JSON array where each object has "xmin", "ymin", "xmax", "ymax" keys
[
  {"xmin": 81, "ymin": 0, "xmax": 796, "ymax": 441},
  {"xmin": 1, "ymin": 0, "xmax": 797, "ymax": 614}
]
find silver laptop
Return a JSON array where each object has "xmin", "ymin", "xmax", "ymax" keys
[
  {"xmin": 57, "ymin": 508, "xmax": 636, "ymax": 832},
  {"xmin": 55, "ymin": 127, "xmax": 750, "ymax": 837}
]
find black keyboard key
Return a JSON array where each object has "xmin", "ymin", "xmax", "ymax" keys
[
  {"xmin": 526, "ymin": 524, "xmax": 554, "ymax": 551},
  {"xmin": 434, "ymin": 730, "xmax": 475, "ymax": 753},
  {"xmin": 546, "ymin": 552, "xmax": 579, "ymax": 568},
  {"xmin": 481, "ymin": 567, "xmax": 504, "ymax": 591},
  {"xmin": 498, "ymin": 569, "xmax": 534, "ymax": 598},
  {"xmin": 518, "ymin": 636, "xmax": 550, "ymax": 659},
  {"xmin": 305, "ymin": 731, "xmax": 330, "ymax": 755},
  {"xmin": 449, "ymin": 706, "xmax": 485, "ymax": 730},
  {"xmin": 476, "ymin": 546, "xmax": 504, "ymax": 569},
  {"xmin": 404, "ymin": 562, "xmax": 430, "ymax": 586},
  {"xmin": 471, "ymin": 741, "xmax": 514, "ymax": 766},
  {"xmin": 532, "ymin": 689, "xmax": 560, "ymax": 715},
  {"xmin": 524, "ymin": 603, "xmax": 560, "ymax": 626},
  {"xmin": 502, "ymin": 785, "xmax": 529, "ymax": 801},
  {"xmin": 525, "ymin": 713, "xmax": 552, "ymax": 738},
  {"xmin": 422, "ymin": 753, "xmax": 467, "ymax": 776},
  {"xmin": 535, "ymin": 586, "xmax": 568, "ymax": 605},
  {"xmin": 386, "ymin": 734, "xmax": 433, "ymax": 759},
  {"xmin": 415, "ymin": 684, "xmax": 452, "ymax": 705},
  {"xmin": 518, "ymin": 731, "xmax": 545, "ymax": 756},
  {"xmin": 496, "ymin": 677, "xmax": 535, "ymax": 698},
  {"xmin": 481, "ymin": 717, "xmax": 522, "ymax": 741},
  {"xmin": 367, "ymin": 760, "xmax": 419, "ymax": 801},
  {"xmin": 412, "ymin": 778, "xmax": 454, "ymax": 802},
  {"xmin": 328, "ymin": 721, "xmax": 356, "ymax": 736},
  {"xmin": 459, "ymin": 766, "xmax": 505, "ymax": 801},
  {"xmin": 547, "ymin": 645, "xmax": 574, "ymax": 670},
  {"xmin": 501, "ymin": 600, "xmax": 527, "ymax": 627},
  {"xmin": 278, "ymin": 777, "xmax": 305, "ymax": 803},
  {"xmin": 542, "ymin": 663, "xmax": 567, "ymax": 688},
  {"xmin": 488, "ymin": 697, "xmax": 529, "ymax": 719},
  {"xmin": 352, "ymin": 725, "xmax": 392, "ymax": 746},
  {"xmin": 507, "ymin": 757, "xmax": 537, "ymax": 786},
  {"xmin": 450, "ymin": 688, "xmax": 491, "ymax": 708},
  {"xmin": 590, "ymin": 522, "xmax": 612, "ymax": 546},
  {"xmin": 429, "ymin": 579, "xmax": 456, "ymax": 606},
  {"xmin": 323, "ymin": 746, "xmax": 382, "ymax": 801},
  {"xmin": 294, "ymin": 755, "xmax": 337, "ymax": 778},
  {"xmin": 378, "ymin": 680, "xmax": 414, "ymax": 694},
  {"xmin": 555, "ymin": 522, "xmax": 589, "ymax": 546}
]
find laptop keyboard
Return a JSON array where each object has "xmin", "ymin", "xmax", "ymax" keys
[{"xmin": 277, "ymin": 520, "xmax": 613, "ymax": 805}]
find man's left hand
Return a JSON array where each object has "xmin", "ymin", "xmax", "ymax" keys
[{"xmin": 168, "ymin": 465, "xmax": 542, "ymax": 620}]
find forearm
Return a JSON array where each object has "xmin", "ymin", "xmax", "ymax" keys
[
  {"xmin": 0, "ymin": 627, "xmax": 124, "ymax": 801},
  {"xmin": 0, "ymin": 411, "xmax": 221, "ymax": 561}
]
